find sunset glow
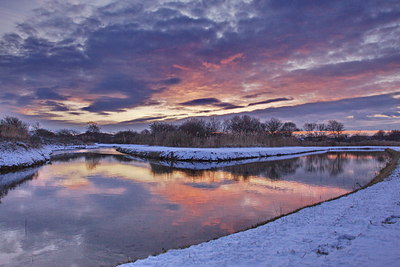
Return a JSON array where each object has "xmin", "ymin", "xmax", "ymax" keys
[{"xmin": 0, "ymin": 0, "xmax": 399, "ymax": 130}]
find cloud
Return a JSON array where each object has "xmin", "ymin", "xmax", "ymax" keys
[
  {"xmin": 180, "ymin": 98, "xmax": 243, "ymax": 110},
  {"xmin": 119, "ymin": 116, "xmax": 168, "ymax": 124},
  {"xmin": 244, "ymin": 93, "xmax": 400, "ymax": 130},
  {"xmin": 0, "ymin": 0, "xmax": 399, "ymax": 129},
  {"xmin": 43, "ymin": 100, "xmax": 69, "ymax": 112},
  {"xmin": 180, "ymin": 98, "xmax": 221, "ymax": 106},
  {"xmin": 92, "ymin": 74, "xmax": 150, "ymax": 97},
  {"xmin": 248, "ymin": 97, "xmax": 293, "ymax": 106},
  {"xmin": 161, "ymin": 78, "xmax": 182, "ymax": 85},
  {"xmin": 82, "ymin": 74, "xmax": 162, "ymax": 113},
  {"xmin": 82, "ymin": 97, "xmax": 132, "ymax": 113},
  {"xmin": 36, "ymin": 87, "xmax": 66, "ymax": 100}
]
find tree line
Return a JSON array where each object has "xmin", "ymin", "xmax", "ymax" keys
[{"xmin": 0, "ymin": 115, "xmax": 399, "ymax": 147}]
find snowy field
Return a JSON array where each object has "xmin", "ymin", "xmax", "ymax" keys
[{"xmin": 122, "ymin": 150, "xmax": 400, "ymax": 267}]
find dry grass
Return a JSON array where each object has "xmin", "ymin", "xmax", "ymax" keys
[
  {"xmin": 366, "ymin": 149, "xmax": 400, "ymax": 186},
  {"xmin": 300, "ymin": 140, "xmax": 400, "ymax": 147},
  {"xmin": 147, "ymin": 133, "xmax": 301, "ymax": 147}
]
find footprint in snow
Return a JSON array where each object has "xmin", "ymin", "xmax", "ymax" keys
[
  {"xmin": 315, "ymin": 234, "xmax": 356, "ymax": 255},
  {"xmin": 382, "ymin": 215, "xmax": 400, "ymax": 224}
]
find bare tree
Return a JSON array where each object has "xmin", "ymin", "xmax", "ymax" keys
[
  {"xmin": 149, "ymin": 122, "xmax": 177, "ymax": 134},
  {"xmin": 281, "ymin": 122, "xmax": 299, "ymax": 137},
  {"xmin": 179, "ymin": 118, "xmax": 208, "ymax": 137},
  {"xmin": 206, "ymin": 117, "xmax": 220, "ymax": 133},
  {"xmin": 326, "ymin": 120, "xmax": 344, "ymax": 138},
  {"xmin": 58, "ymin": 129, "xmax": 79, "ymax": 136},
  {"xmin": 303, "ymin": 122, "xmax": 317, "ymax": 132},
  {"xmin": 224, "ymin": 115, "xmax": 264, "ymax": 133},
  {"xmin": 265, "ymin": 118, "xmax": 283, "ymax": 136},
  {"xmin": 316, "ymin": 123, "xmax": 327, "ymax": 137},
  {"xmin": 86, "ymin": 122, "xmax": 101, "ymax": 134},
  {"xmin": 303, "ymin": 122, "xmax": 317, "ymax": 138}
]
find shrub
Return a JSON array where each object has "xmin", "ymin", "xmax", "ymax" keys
[{"xmin": 0, "ymin": 116, "xmax": 29, "ymax": 140}]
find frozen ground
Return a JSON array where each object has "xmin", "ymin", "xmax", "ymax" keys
[{"xmin": 122, "ymin": 150, "xmax": 400, "ymax": 267}]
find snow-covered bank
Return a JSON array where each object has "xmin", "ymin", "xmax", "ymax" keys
[
  {"xmin": 115, "ymin": 144, "xmax": 392, "ymax": 161},
  {"xmin": 0, "ymin": 142, "xmax": 53, "ymax": 172},
  {"xmin": 122, "ymin": 150, "xmax": 400, "ymax": 267},
  {"xmin": 0, "ymin": 143, "xmax": 95, "ymax": 172},
  {"xmin": 1, "ymin": 143, "xmax": 397, "ymax": 172},
  {"xmin": 146, "ymin": 149, "xmax": 385, "ymax": 170}
]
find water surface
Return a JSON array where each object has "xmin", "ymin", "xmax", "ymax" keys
[{"xmin": 0, "ymin": 149, "xmax": 389, "ymax": 266}]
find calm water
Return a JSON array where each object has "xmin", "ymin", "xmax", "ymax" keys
[{"xmin": 0, "ymin": 149, "xmax": 389, "ymax": 266}]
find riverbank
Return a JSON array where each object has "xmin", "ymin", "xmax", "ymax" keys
[
  {"xmin": 0, "ymin": 142, "xmax": 97, "ymax": 172},
  {"xmin": 0, "ymin": 142, "xmax": 53, "ymax": 172},
  {"xmin": 115, "ymin": 144, "xmax": 391, "ymax": 161},
  {"xmin": 121, "ymin": 149, "xmax": 400, "ymax": 266},
  {"xmin": 0, "ymin": 143, "xmax": 397, "ymax": 172}
]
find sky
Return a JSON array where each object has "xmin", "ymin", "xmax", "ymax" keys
[{"xmin": 0, "ymin": 0, "xmax": 399, "ymax": 131}]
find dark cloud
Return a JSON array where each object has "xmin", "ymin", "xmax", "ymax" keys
[
  {"xmin": 302, "ymin": 55, "xmax": 400, "ymax": 78},
  {"xmin": 83, "ymin": 74, "xmax": 159, "ymax": 112},
  {"xmin": 248, "ymin": 97, "xmax": 293, "ymax": 106},
  {"xmin": 180, "ymin": 98, "xmax": 221, "ymax": 106},
  {"xmin": 82, "ymin": 97, "xmax": 132, "ymax": 113},
  {"xmin": 180, "ymin": 98, "xmax": 243, "ymax": 110},
  {"xmin": 68, "ymin": 112, "xmax": 83, "ymax": 116},
  {"xmin": 218, "ymin": 103, "xmax": 244, "ymax": 110},
  {"xmin": 243, "ymin": 92, "xmax": 272, "ymax": 99},
  {"xmin": 1, "ymin": 92, "xmax": 18, "ymax": 100},
  {"xmin": 43, "ymin": 101, "xmax": 69, "ymax": 112},
  {"xmin": 92, "ymin": 74, "xmax": 149, "ymax": 97},
  {"xmin": 36, "ymin": 88, "xmax": 66, "ymax": 100},
  {"xmin": 141, "ymin": 99, "xmax": 162, "ymax": 106},
  {"xmin": 119, "ymin": 116, "xmax": 168, "ymax": 124},
  {"xmin": 161, "ymin": 78, "xmax": 182, "ymax": 85},
  {"xmin": 17, "ymin": 95, "xmax": 36, "ymax": 105}
]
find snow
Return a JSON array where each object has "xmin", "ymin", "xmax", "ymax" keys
[
  {"xmin": 0, "ymin": 142, "xmax": 397, "ymax": 171},
  {"xmin": 0, "ymin": 143, "xmax": 96, "ymax": 171},
  {"xmin": 2, "ymin": 143, "xmax": 395, "ymax": 172},
  {"xmin": 0, "ymin": 142, "xmax": 53, "ymax": 171},
  {"xmin": 122, "ymin": 158, "xmax": 400, "ymax": 267},
  {"xmin": 146, "ymin": 149, "xmax": 388, "ymax": 170},
  {"xmin": 115, "ymin": 144, "xmax": 393, "ymax": 161}
]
